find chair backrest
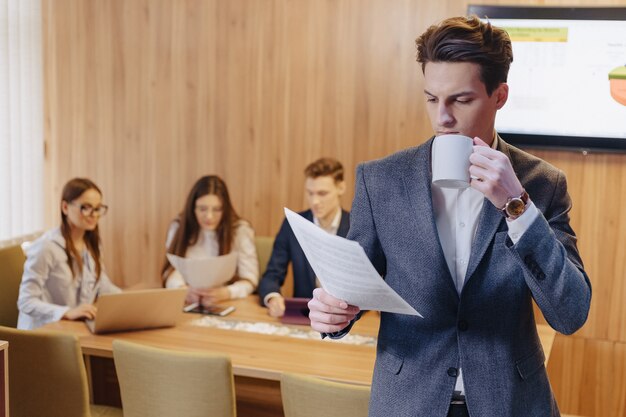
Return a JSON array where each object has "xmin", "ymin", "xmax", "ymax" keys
[
  {"xmin": 0, "ymin": 245, "xmax": 26, "ymax": 327},
  {"xmin": 112, "ymin": 339, "xmax": 236, "ymax": 417},
  {"xmin": 281, "ymin": 373, "xmax": 370, "ymax": 417},
  {"xmin": 255, "ymin": 236, "xmax": 275, "ymax": 276},
  {"xmin": 0, "ymin": 326, "xmax": 91, "ymax": 417}
]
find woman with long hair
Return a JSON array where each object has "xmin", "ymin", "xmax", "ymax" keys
[
  {"xmin": 17, "ymin": 178, "xmax": 121, "ymax": 329},
  {"xmin": 162, "ymin": 175, "xmax": 258, "ymax": 306}
]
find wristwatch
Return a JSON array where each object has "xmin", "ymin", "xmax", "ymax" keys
[{"xmin": 501, "ymin": 189, "xmax": 530, "ymax": 220}]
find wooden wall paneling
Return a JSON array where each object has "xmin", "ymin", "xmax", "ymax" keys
[
  {"xmin": 41, "ymin": 0, "xmax": 457, "ymax": 285},
  {"xmin": 548, "ymin": 335, "xmax": 626, "ymax": 417}
]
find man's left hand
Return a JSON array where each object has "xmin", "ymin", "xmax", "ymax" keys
[{"xmin": 469, "ymin": 136, "xmax": 524, "ymax": 209}]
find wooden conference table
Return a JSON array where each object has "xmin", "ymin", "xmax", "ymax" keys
[{"xmin": 43, "ymin": 296, "xmax": 556, "ymax": 417}]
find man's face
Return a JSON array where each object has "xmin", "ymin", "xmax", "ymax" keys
[
  {"xmin": 423, "ymin": 61, "xmax": 508, "ymax": 145},
  {"xmin": 305, "ymin": 175, "xmax": 345, "ymax": 222}
]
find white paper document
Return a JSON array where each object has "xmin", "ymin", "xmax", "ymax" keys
[
  {"xmin": 284, "ymin": 208, "xmax": 421, "ymax": 316},
  {"xmin": 166, "ymin": 252, "xmax": 238, "ymax": 288}
]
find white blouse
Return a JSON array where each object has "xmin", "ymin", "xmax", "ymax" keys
[
  {"xmin": 17, "ymin": 227, "xmax": 121, "ymax": 330},
  {"xmin": 164, "ymin": 220, "xmax": 259, "ymax": 299}
]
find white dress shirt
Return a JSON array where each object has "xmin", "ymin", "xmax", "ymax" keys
[
  {"xmin": 431, "ymin": 136, "xmax": 539, "ymax": 396},
  {"xmin": 17, "ymin": 227, "xmax": 121, "ymax": 330},
  {"xmin": 313, "ymin": 208, "xmax": 342, "ymax": 235},
  {"xmin": 165, "ymin": 220, "xmax": 259, "ymax": 299}
]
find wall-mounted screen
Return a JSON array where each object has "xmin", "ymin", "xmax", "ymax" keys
[{"xmin": 468, "ymin": 6, "xmax": 626, "ymax": 152}]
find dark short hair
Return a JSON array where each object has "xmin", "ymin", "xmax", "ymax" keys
[
  {"xmin": 416, "ymin": 15, "xmax": 513, "ymax": 95},
  {"xmin": 304, "ymin": 158, "xmax": 344, "ymax": 183}
]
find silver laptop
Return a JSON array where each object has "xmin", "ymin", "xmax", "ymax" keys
[{"xmin": 85, "ymin": 288, "xmax": 187, "ymax": 334}]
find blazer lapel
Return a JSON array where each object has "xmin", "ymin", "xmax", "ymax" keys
[
  {"xmin": 464, "ymin": 197, "xmax": 503, "ymax": 282},
  {"xmin": 464, "ymin": 136, "xmax": 508, "ymax": 282},
  {"xmin": 402, "ymin": 139, "xmax": 458, "ymax": 298},
  {"xmin": 337, "ymin": 210, "xmax": 350, "ymax": 237}
]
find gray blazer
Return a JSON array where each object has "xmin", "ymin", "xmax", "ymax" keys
[{"xmin": 347, "ymin": 137, "xmax": 591, "ymax": 417}]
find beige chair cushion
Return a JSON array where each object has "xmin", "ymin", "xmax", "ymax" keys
[
  {"xmin": 0, "ymin": 245, "xmax": 26, "ymax": 327},
  {"xmin": 281, "ymin": 372, "xmax": 370, "ymax": 417},
  {"xmin": 255, "ymin": 236, "xmax": 275, "ymax": 276},
  {"xmin": 113, "ymin": 340, "xmax": 235, "ymax": 417},
  {"xmin": 0, "ymin": 325, "xmax": 123, "ymax": 417}
]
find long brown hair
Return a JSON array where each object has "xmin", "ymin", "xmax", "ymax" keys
[
  {"xmin": 60, "ymin": 178, "xmax": 104, "ymax": 280},
  {"xmin": 162, "ymin": 175, "xmax": 240, "ymax": 280}
]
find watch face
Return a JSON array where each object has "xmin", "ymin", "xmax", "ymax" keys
[{"xmin": 506, "ymin": 198, "xmax": 525, "ymax": 217}]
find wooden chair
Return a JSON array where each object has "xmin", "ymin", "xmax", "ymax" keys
[
  {"xmin": 281, "ymin": 372, "xmax": 370, "ymax": 417},
  {"xmin": 112, "ymin": 340, "xmax": 236, "ymax": 417},
  {"xmin": 0, "ymin": 326, "xmax": 123, "ymax": 417},
  {"xmin": 255, "ymin": 236, "xmax": 275, "ymax": 276},
  {"xmin": 0, "ymin": 245, "xmax": 26, "ymax": 327}
]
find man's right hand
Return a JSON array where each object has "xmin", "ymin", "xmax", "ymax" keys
[
  {"xmin": 308, "ymin": 288, "xmax": 360, "ymax": 333},
  {"xmin": 63, "ymin": 303, "xmax": 97, "ymax": 321},
  {"xmin": 267, "ymin": 296, "xmax": 286, "ymax": 317}
]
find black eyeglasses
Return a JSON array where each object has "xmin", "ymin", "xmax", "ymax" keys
[{"xmin": 70, "ymin": 203, "xmax": 109, "ymax": 217}]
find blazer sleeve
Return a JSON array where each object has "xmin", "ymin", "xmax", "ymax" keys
[
  {"xmin": 512, "ymin": 170, "xmax": 592, "ymax": 335},
  {"xmin": 257, "ymin": 218, "xmax": 293, "ymax": 304},
  {"xmin": 17, "ymin": 239, "xmax": 70, "ymax": 323}
]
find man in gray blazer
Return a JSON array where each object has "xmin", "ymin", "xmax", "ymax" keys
[{"xmin": 308, "ymin": 16, "xmax": 592, "ymax": 417}]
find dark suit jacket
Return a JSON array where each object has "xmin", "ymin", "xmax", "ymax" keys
[
  {"xmin": 258, "ymin": 209, "xmax": 350, "ymax": 303},
  {"xmin": 344, "ymin": 137, "xmax": 591, "ymax": 417}
]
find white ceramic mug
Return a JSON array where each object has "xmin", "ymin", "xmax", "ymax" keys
[{"xmin": 431, "ymin": 134, "xmax": 474, "ymax": 189}]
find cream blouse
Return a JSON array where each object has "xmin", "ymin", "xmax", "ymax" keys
[{"xmin": 164, "ymin": 220, "xmax": 259, "ymax": 299}]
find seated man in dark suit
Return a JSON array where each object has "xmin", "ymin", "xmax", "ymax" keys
[{"xmin": 258, "ymin": 157, "xmax": 350, "ymax": 317}]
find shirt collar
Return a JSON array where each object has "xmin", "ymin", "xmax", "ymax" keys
[
  {"xmin": 48, "ymin": 227, "xmax": 67, "ymax": 249},
  {"xmin": 313, "ymin": 208, "xmax": 342, "ymax": 235}
]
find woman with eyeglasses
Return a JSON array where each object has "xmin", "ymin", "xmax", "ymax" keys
[
  {"xmin": 17, "ymin": 178, "xmax": 121, "ymax": 329},
  {"xmin": 162, "ymin": 175, "xmax": 259, "ymax": 306}
]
